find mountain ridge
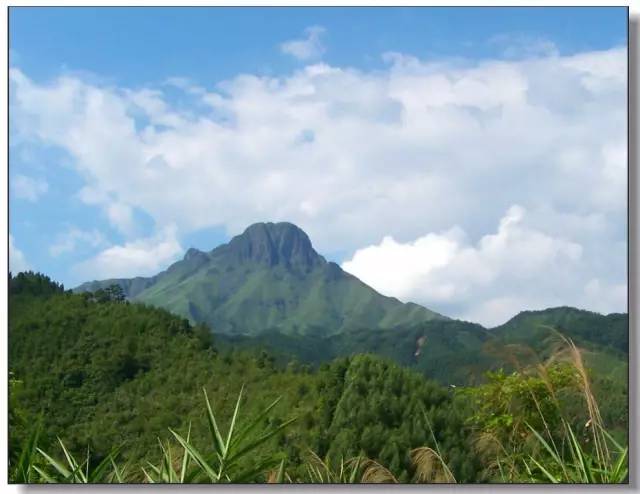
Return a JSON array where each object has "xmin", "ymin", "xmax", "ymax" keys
[{"xmin": 75, "ymin": 222, "xmax": 447, "ymax": 336}]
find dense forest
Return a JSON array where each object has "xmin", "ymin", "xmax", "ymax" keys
[{"xmin": 8, "ymin": 272, "xmax": 628, "ymax": 483}]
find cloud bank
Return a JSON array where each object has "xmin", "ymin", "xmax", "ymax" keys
[
  {"xmin": 341, "ymin": 205, "xmax": 624, "ymax": 327},
  {"xmin": 9, "ymin": 45, "xmax": 627, "ymax": 324}
]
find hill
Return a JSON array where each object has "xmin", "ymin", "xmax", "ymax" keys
[
  {"xmin": 9, "ymin": 272, "xmax": 479, "ymax": 481},
  {"xmin": 76, "ymin": 222, "xmax": 445, "ymax": 336},
  {"xmin": 493, "ymin": 306, "xmax": 628, "ymax": 354},
  {"xmin": 217, "ymin": 308, "xmax": 628, "ymax": 388},
  {"xmin": 218, "ymin": 319, "xmax": 502, "ymax": 386},
  {"xmin": 9, "ymin": 272, "xmax": 628, "ymax": 482}
]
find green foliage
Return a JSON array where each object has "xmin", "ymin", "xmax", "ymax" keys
[
  {"xmin": 9, "ymin": 271, "xmax": 64, "ymax": 296},
  {"xmin": 462, "ymin": 341, "xmax": 628, "ymax": 484},
  {"xmin": 9, "ymin": 272, "xmax": 628, "ymax": 484},
  {"xmin": 494, "ymin": 307, "xmax": 628, "ymax": 355},
  {"xmin": 10, "ymin": 421, "xmax": 41, "ymax": 483},
  {"xmin": 216, "ymin": 312, "xmax": 627, "ymax": 388},
  {"xmin": 142, "ymin": 387, "xmax": 295, "ymax": 483},
  {"xmin": 85, "ymin": 284, "xmax": 127, "ymax": 304},
  {"xmin": 166, "ymin": 387, "xmax": 296, "ymax": 482},
  {"xmin": 323, "ymin": 355, "xmax": 480, "ymax": 482},
  {"xmin": 524, "ymin": 420, "xmax": 628, "ymax": 483},
  {"xmin": 35, "ymin": 439, "xmax": 123, "ymax": 483},
  {"xmin": 462, "ymin": 365, "xmax": 579, "ymax": 446},
  {"xmin": 9, "ymin": 274, "xmax": 478, "ymax": 483}
]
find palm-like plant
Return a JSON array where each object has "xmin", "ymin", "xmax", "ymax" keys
[
  {"xmin": 34, "ymin": 439, "xmax": 124, "ymax": 483},
  {"xmin": 158, "ymin": 385, "xmax": 296, "ymax": 483},
  {"xmin": 142, "ymin": 426, "xmax": 193, "ymax": 483},
  {"xmin": 10, "ymin": 422, "xmax": 41, "ymax": 483}
]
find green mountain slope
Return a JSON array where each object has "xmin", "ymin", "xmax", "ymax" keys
[
  {"xmin": 9, "ymin": 273, "xmax": 480, "ymax": 482},
  {"xmin": 493, "ymin": 306, "xmax": 628, "ymax": 354},
  {"xmin": 76, "ymin": 222, "xmax": 445, "ymax": 336},
  {"xmin": 218, "ymin": 319, "xmax": 502, "ymax": 386},
  {"xmin": 217, "ymin": 306, "xmax": 628, "ymax": 387},
  {"xmin": 491, "ymin": 306, "xmax": 628, "ymax": 385}
]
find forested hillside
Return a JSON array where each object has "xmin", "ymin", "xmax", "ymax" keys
[
  {"xmin": 9, "ymin": 272, "xmax": 479, "ymax": 482},
  {"xmin": 9, "ymin": 272, "xmax": 628, "ymax": 483}
]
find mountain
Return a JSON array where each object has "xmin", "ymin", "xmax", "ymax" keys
[
  {"xmin": 217, "ymin": 306, "xmax": 629, "ymax": 386},
  {"xmin": 491, "ymin": 306, "xmax": 628, "ymax": 383},
  {"xmin": 76, "ymin": 222, "xmax": 446, "ymax": 336},
  {"xmin": 492, "ymin": 306, "xmax": 628, "ymax": 355},
  {"xmin": 25, "ymin": 270, "xmax": 631, "ymax": 387},
  {"xmin": 217, "ymin": 319, "xmax": 502, "ymax": 386}
]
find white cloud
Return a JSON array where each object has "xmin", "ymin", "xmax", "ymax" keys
[
  {"xmin": 49, "ymin": 228, "xmax": 106, "ymax": 257},
  {"xmin": 76, "ymin": 187, "xmax": 136, "ymax": 235},
  {"xmin": 488, "ymin": 33, "xmax": 559, "ymax": 59},
  {"xmin": 106, "ymin": 202, "xmax": 136, "ymax": 236},
  {"xmin": 341, "ymin": 205, "xmax": 622, "ymax": 327},
  {"xmin": 9, "ymin": 234, "xmax": 30, "ymax": 273},
  {"xmin": 8, "ymin": 46, "xmax": 627, "ymax": 320},
  {"xmin": 73, "ymin": 226, "xmax": 183, "ymax": 280},
  {"xmin": 125, "ymin": 88, "xmax": 187, "ymax": 128},
  {"xmin": 583, "ymin": 278, "xmax": 627, "ymax": 315},
  {"xmin": 164, "ymin": 76, "xmax": 206, "ymax": 95},
  {"xmin": 280, "ymin": 26, "xmax": 326, "ymax": 61},
  {"xmin": 11, "ymin": 174, "xmax": 48, "ymax": 201}
]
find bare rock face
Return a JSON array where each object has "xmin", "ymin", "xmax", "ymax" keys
[{"xmin": 223, "ymin": 222, "xmax": 325, "ymax": 271}]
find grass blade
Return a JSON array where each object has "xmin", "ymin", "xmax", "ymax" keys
[
  {"xmin": 37, "ymin": 447, "xmax": 72, "ymax": 479},
  {"xmin": 202, "ymin": 388, "xmax": 226, "ymax": 458},
  {"xmin": 169, "ymin": 428, "xmax": 219, "ymax": 482},
  {"xmin": 226, "ymin": 417, "xmax": 296, "ymax": 466},
  {"xmin": 225, "ymin": 384, "xmax": 244, "ymax": 452},
  {"xmin": 527, "ymin": 456, "xmax": 559, "ymax": 483},
  {"xmin": 32, "ymin": 465, "xmax": 59, "ymax": 484}
]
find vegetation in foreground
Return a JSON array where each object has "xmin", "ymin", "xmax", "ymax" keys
[
  {"xmin": 11, "ymin": 361, "xmax": 628, "ymax": 484},
  {"xmin": 9, "ymin": 272, "xmax": 628, "ymax": 483}
]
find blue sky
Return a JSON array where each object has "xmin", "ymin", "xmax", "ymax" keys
[
  {"xmin": 11, "ymin": 7, "xmax": 626, "ymax": 85},
  {"xmin": 9, "ymin": 7, "xmax": 628, "ymax": 325}
]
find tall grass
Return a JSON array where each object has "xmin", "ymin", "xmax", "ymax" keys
[
  {"xmin": 301, "ymin": 451, "xmax": 368, "ymax": 483},
  {"xmin": 471, "ymin": 333, "xmax": 628, "ymax": 483},
  {"xmin": 413, "ymin": 410, "xmax": 457, "ymax": 483},
  {"xmin": 522, "ymin": 335, "xmax": 628, "ymax": 483}
]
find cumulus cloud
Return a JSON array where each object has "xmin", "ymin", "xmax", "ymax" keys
[
  {"xmin": 9, "ymin": 234, "xmax": 30, "ymax": 273},
  {"xmin": 11, "ymin": 174, "xmax": 48, "ymax": 201},
  {"xmin": 8, "ymin": 45, "xmax": 627, "ymax": 320},
  {"xmin": 73, "ymin": 226, "xmax": 183, "ymax": 280},
  {"xmin": 280, "ymin": 26, "xmax": 326, "ymax": 61},
  {"xmin": 342, "ymin": 206, "xmax": 622, "ymax": 327},
  {"xmin": 49, "ymin": 228, "xmax": 106, "ymax": 257}
]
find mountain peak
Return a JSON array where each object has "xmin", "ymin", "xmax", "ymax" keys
[
  {"xmin": 225, "ymin": 222, "xmax": 324, "ymax": 269},
  {"xmin": 183, "ymin": 247, "xmax": 205, "ymax": 261}
]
